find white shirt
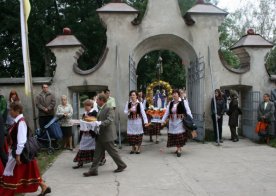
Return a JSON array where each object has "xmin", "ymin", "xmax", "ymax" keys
[
  {"xmin": 124, "ymin": 100, "xmax": 148, "ymax": 135},
  {"xmin": 264, "ymin": 102, "xmax": 268, "ymax": 110},
  {"xmin": 162, "ymin": 98, "xmax": 193, "ymax": 134},
  {"xmin": 14, "ymin": 114, "xmax": 27, "ymax": 155},
  {"xmin": 3, "ymin": 114, "xmax": 27, "ymax": 176}
]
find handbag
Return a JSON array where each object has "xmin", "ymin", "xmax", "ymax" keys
[
  {"xmin": 182, "ymin": 114, "xmax": 197, "ymax": 131},
  {"xmin": 255, "ymin": 121, "xmax": 268, "ymax": 134},
  {"xmin": 12, "ymin": 120, "xmax": 40, "ymax": 164}
]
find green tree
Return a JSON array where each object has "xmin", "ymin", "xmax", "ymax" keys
[
  {"xmin": 137, "ymin": 51, "xmax": 186, "ymax": 92},
  {"xmin": 218, "ymin": 0, "xmax": 276, "ymax": 72},
  {"xmin": 0, "ymin": 0, "xmax": 22, "ymax": 77},
  {"xmin": 0, "ymin": 0, "xmax": 111, "ymax": 77}
]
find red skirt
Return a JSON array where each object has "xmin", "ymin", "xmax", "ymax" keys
[
  {"xmin": 167, "ymin": 132, "xmax": 188, "ymax": 147},
  {"xmin": 0, "ymin": 159, "xmax": 41, "ymax": 195},
  {"xmin": 127, "ymin": 134, "xmax": 143, "ymax": 146}
]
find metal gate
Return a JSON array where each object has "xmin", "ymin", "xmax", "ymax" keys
[
  {"xmin": 129, "ymin": 55, "xmax": 137, "ymax": 91},
  {"xmin": 188, "ymin": 56, "xmax": 205, "ymax": 141},
  {"xmin": 241, "ymin": 91, "xmax": 260, "ymax": 141},
  {"xmin": 72, "ymin": 92, "xmax": 79, "ymax": 146}
]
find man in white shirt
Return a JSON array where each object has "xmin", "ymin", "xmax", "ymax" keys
[{"xmin": 104, "ymin": 89, "xmax": 116, "ymax": 110}]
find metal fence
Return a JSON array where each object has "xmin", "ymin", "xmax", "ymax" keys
[
  {"xmin": 188, "ymin": 56, "xmax": 205, "ymax": 141},
  {"xmin": 241, "ymin": 91, "xmax": 260, "ymax": 141}
]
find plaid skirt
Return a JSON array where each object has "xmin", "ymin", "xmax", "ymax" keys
[
  {"xmin": 128, "ymin": 134, "xmax": 143, "ymax": 146},
  {"xmin": 144, "ymin": 123, "xmax": 161, "ymax": 136},
  {"xmin": 73, "ymin": 149, "xmax": 94, "ymax": 164},
  {"xmin": 167, "ymin": 132, "xmax": 188, "ymax": 147}
]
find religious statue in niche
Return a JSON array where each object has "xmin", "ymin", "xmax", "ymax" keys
[{"xmin": 153, "ymin": 89, "xmax": 166, "ymax": 108}]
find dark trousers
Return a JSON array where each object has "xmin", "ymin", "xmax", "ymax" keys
[
  {"xmin": 90, "ymin": 141, "xmax": 126, "ymax": 173},
  {"xmin": 212, "ymin": 114, "xmax": 223, "ymax": 141},
  {"xmin": 229, "ymin": 126, "xmax": 238, "ymax": 140},
  {"xmin": 39, "ymin": 115, "xmax": 53, "ymax": 129}
]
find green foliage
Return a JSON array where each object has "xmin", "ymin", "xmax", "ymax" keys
[
  {"xmin": 0, "ymin": 0, "xmax": 111, "ymax": 77},
  {"xmin": 0, "ymin": 0, "xmax": 22, "ymax": 77},
  {"xmin": 125, "ymin": 0, "xmax": 148, "ymax": 22},
  {"xmin": 37, "ymin": 149, "xmax": 62, "ymax": 173},
  {"xmin": 220, "ymin": 49, "xmax": 240, "ymax": 69},
  {"xmin": 218, "ymin": 0, "xmax": 276, "ymax": 72},
  {"xmin": 269, "ymin": 138, "xmax": 276, "ymax": 148},
  {"xmin": 137, "ymin": 51, "xmax": 186, "ymax": 92},
  {"xmin": 178, "ymin": 0, "xmax": 196, "ymax": 15},
  {"xmin": 266, "ymin": 47, "xmax": 276, "ymax": 74}
]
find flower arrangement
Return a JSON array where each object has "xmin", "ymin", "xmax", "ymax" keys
[
  {"xmin": 146, "ymin": 108, "xmax": 166, "ymax": 118},
  {"xmin": 146, "ymin": 80, "xmax": 173, "ymax": 106}
]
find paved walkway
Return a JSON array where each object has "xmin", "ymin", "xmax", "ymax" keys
[{"xmin": 26, "ymin": 128, "xmax": 276, "ymax": 196}]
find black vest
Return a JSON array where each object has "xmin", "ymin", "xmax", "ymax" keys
[
  {"xmin": 128, "ymin": 102, "xmax": 141, "ymax": 119},
  {"xmin": 8, "ymin": 117, "xmax": 26, "ymax": 148},
  {"xmin": 169, "ymin": 100, "xmax": 187, "ymax": 119},
  {"xmin": 82, "ymin": 110, "xmax": 98, "ymax": 119}
]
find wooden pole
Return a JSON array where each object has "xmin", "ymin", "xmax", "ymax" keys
[{"xmin": 21, "ymin": 0, "xmax": 37, "ymax": 129}]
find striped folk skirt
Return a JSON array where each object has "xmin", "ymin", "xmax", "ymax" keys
[
  {"xmin": 167, "ymin": 132, "xmax": 188, "ymax": 147},
  {"xmin": 0, "ymin": 159, "xmax": 41, "ymax": 195},
  {"xmin": 127, "ymin": 134, "xmax": 143, "ymax": 146},
  {"xmin": 73, "ymin": 150, "xmax": 94, "ymax": 164}
]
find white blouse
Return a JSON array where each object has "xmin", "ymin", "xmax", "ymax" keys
[
  {"xmin": 14, "ymin": 114, "xmax": 27, "ymax": 155},
  {"xmin": 4, "ymin": 114, "xmax": 27, "ymax": 176},
  {"xmin": 124, "ymin": 100, "xmax": 148, "ymax": 135},
  {"xmin": 162, "ymin": 99, "xmax": 193, "ymax": 134}
]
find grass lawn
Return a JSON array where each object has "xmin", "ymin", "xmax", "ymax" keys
[
  {"xmin": 269, "ymin": 138, "xmax": 276, "ymax": 148},
  {"xmin": 37, "ymin": 149, "xmax": 62, "ymax": 173}
]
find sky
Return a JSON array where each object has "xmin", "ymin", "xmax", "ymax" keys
[{"xmin": 217, "ymin": 0, "xmax": 250, "ymax": 12}]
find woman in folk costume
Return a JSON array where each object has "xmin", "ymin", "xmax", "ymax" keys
[
  {"xmin": 124, "ymin": 90, "xmax": 149, "ymax": 154},
  {"xmin": 0, "ymin": 102, "xmax": 51, "ymax": 196},
  {"xmin": 161, "ymin": 89, "xmax": 193, "ymax": 157},
  {"xmin": 73, "ymin": 99, "xmax": 98, "ymax": 169}
]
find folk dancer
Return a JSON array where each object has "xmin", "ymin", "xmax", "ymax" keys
[
  {"xmin": 161, "ymin": 89, "xmax": 192, "ymax": 157},
  {"xmin": 124, "ymin": 90, "xmax": 149, "ymax": 154}
]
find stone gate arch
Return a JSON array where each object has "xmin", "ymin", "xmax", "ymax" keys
[
  {"xmin": 130, "ymin": 34, "xmax": 205, "ymax": 140},
  {"xmin": 131, "ymin": 34, "xmax": 197, "ymax": 65},
  {"xmin": 5, "ymin": 0, "xmax": 275, "ymax": 142}
]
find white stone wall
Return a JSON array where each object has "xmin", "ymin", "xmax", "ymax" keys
[{"xmin": 1, "ymin": 0, "xmax": 274, "ymax": 137}]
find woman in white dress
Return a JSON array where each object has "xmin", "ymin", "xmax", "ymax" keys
[
  {"xmin": 161, "ymin": 89, "xmax": 193, "ymax": 157},
  {"xmin": 124, "ymin": 90, "xmax": 149, "ymax": 154}
]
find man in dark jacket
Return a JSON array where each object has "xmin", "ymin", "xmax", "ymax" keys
[
  {"xmin": 227, "ymin": 94, "xmax": 240, "ymax": 142},
  {"xmin": 83, "ymin": 94, "xmax": 127, "ymax": 177},
  {"xmin": 35, "ymin": 84, "xmax": 56, "ymax": 128}
]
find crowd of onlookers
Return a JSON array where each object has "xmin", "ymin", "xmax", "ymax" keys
[
  {"xmin": 0, "ymin": 84, "xmax": 275, "ymax": 194},
  {"xmin": 211, "ymin": 89, "xmax": 275, "ymax": 144},
  {"xmin": 0, "ymin": 85, "xmax": 122, "ymax": 195}
]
